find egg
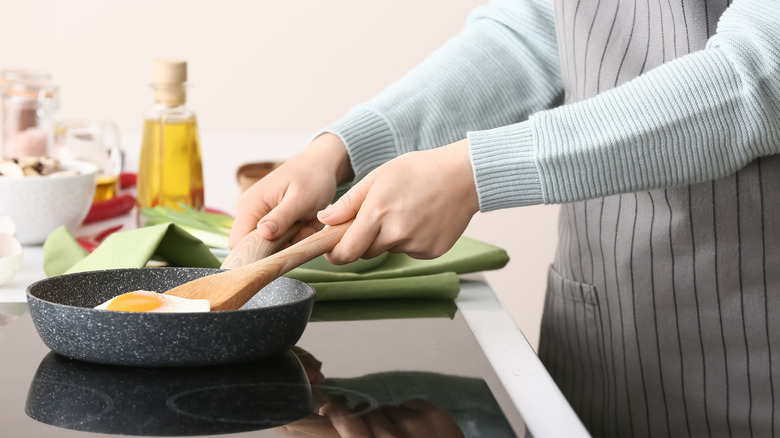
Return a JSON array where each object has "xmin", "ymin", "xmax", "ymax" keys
[{"xmin": 94, "ymin": 290, "xmax": 210, "ymax": 313}]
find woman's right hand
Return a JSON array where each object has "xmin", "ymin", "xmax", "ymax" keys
[{"xmin": 229, "ymin": 133, "xmax": 354, "ymax": 249}]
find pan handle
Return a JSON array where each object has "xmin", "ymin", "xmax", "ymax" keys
[{"xmin": 220, "ymin": 222, "xmax": 307, "ymax": 269}]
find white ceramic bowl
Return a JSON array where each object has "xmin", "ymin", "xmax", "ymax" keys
[
  {"xmin": 0, "ymin": 233, "xmax": 23, "ymax": 286},
  {"xmin": 0, "ymin": 215, "xmax": 16, "ymax": 237},
  {"xmin": 0, "ymin": 160, "xmax": 97, "ymax": 245}
]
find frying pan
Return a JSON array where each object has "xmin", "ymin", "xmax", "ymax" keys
[
  {"xmin": 26, "ymin": 267, "xmax": 315, "ymax": 367},
  {"xmin": 26, "ymin": 350, "xmax": 313, "ymax": 435}
]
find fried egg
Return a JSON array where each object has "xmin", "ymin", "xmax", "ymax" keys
[{"xmin": 94, "ymin": 290, "xmax": 210, "ymax": 313}]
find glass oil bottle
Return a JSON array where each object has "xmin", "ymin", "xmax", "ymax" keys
[{"xmin": 137, "ymin": 59, "xmax": 204, "ymax": 211}]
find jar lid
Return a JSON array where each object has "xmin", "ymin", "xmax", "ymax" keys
[
  {"xmin": 2, "ymin": 79, "xmax": 58, "ymax": 99},
  {"xmin": 0, "ymin": 69, "xmax": 51, "ymax": 85}
]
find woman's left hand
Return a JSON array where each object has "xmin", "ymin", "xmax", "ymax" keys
[
  {"xmin": 317, "ymin": 139, "xmax": 479, "ymax": 263},
  {"xmin": 320, "ymin": 398, "xmax": 466, "ymax": 438}
]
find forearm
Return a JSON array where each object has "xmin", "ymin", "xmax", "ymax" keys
[
  {"xmin": 470, "ymin": 0, "xmax": 780, "ymax": 211},
  {"xmin": 321, "ymin": 0, "xmax": 563, "ymax": 183}
]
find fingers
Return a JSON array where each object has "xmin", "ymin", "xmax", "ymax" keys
[
  {"xmin": 229, "ymin": 189, "xmax": 270, "ymax": 249},
  {"xmin": 396, "ymin": 399, "xmax": 465, "ymax": 437},
  {"xmin": 318, "ymin": 398, "xmax": 465, "ymax": 438},
  {"xmin": 231, "ymin": 179, "xmax": 324, "ymax": 250},
  {"xmin": 397, "ymin": 398, "xmax": 435, "ymax": 410},
  {"xmin": 290, "ymin": 346, "xmax": 325, "ymax": 385},
  {"xmin": 318, "ymin": 181, "xmax": 367, "ymax": 226},
  {"xmin": 361, "ymin": 408, "xmax": 403, "ymax": 437},
  {"xmin": 319, "ymin": 401, "xmax": 373, "ymax": 437},
  {"xmin": 322, "ymin": 401, "xmax": 405, "ymax": 438},
  {"xmin": 291, "ymin": 218, "xmax": 325, "ymax": 245},
  {"xmin": 318, "ymin": 180, "xmax": 379, "ymax": 265},
  {"xmin": 230, "ymin": 140, "xmax": 345, "ymax": 249},
  {"xmin": 257, "ymin": 187, "xmax": 318, "ymax": 240}
]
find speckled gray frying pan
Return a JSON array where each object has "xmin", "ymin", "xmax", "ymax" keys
[{"xmin": 26, "ymin": 267, "xmax": 315, "ymax": 367}]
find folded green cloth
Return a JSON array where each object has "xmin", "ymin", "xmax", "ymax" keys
[
  {"xmin": 310, "ymin": 298, "xmax": 458, "ymax": 321},
  {"xmin": 43, "ymin": 225, "xmax": 509, "ymax": 302},
  {"xmin": 310, "ymin": 272, "xmax": 460, "ymax": 301},
  {"xmin": 290, "ymin": 237, "xmax": 510, "ymax": 300},
  {"xmin": 43, "ymin": 224, "xmax": 221, "ymax": 277},
  {"xmin": 289, "ymin": 237, "xmax": 510, "ymax": 283}
]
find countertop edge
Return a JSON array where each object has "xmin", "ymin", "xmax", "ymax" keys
[{"xmin": 456, "ymin": 278, "xmax": 590, "ymax": 438}]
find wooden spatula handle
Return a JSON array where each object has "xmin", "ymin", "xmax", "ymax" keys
[
  {"xmin": 209, "ymin": 222, "xmax": 350, "ymax": 310},
  {"xmin": 220, "ymin": 222, "xmax": 305, "ymax": 269},
  {"xmin": 259, "ymin": 222, "xmax": 350, "ymax": 274},
  {"xmin": 164, "ymin": 220, "xmax": 352, "ymax": 311}
]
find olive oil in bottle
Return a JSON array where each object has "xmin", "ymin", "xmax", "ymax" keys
[
  {"xmin": 137, "ymin": 59, "xmax": 204, "ymax": 211},
  {"xmin": 94, "ymin": 174, "xmax": 119, "ymax": 202}
]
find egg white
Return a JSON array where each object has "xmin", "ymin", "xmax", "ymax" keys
[{"xmin": 94, "ymin": 290, "xmax": 211, "ymax": 312}]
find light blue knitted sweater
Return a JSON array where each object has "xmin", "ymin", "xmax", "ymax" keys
[{"xmin": 323, "ymin": 0, "xmax": 780, "ymax": 212}]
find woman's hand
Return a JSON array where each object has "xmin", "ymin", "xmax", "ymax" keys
[
  {"xmin": 291, "ymin": 346, "xmax": 325, "ymax": 385},
  {"xmin": 320, "ymin": 398, "xmax": 466, "ymax": 438},
  {"xmin": 229, "ymin": 133, "xmax": 353, "ymax": 249},
  {"xmin": 317, "ymin": 139, "xmax": 479, "ymax": 263}
]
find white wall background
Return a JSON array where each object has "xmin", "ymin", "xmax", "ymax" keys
[{"xmin": 1, "ymin": 0, "xmax": 560, "ymax": 348}]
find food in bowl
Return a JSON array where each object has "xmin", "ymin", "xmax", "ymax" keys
[
  {"xmin": 94, "ymin": 290, "xmax": 210, "ymax": 313},
  {"xmin": 0, "ymin": 158, "xmax": 97, "ymax": 244},
  {"xmin": 0, "ymin": 156, "xmax": 78, "ymax": 177}
]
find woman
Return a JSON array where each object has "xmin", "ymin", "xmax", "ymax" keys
[{"xmin": 231, "ymin": 0, "xmax": 780, "ymax": 435}]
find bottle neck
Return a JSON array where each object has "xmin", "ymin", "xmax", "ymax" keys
[
  {"xmin": 152, "ymin": 83, "xmax": 186, "ymax": 107},
  {"xmin": 146, "ymin": 102, "xmax": 195, "ymax": 123}
]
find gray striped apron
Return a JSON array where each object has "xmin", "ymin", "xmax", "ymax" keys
[{"xmin": 536, "ymin": 1, "xmax": 780, "ymax": 437}]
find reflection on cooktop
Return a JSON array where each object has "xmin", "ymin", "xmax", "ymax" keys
[
  {"xmin": 319, "ymin": 372, "xmax": 514, "ymax": 438},
  {"xmin": 0, "ymin": 303, "xmax": 25, "ymax": 343},
  {"xmin": 26, "ymin": 351, "xmax": 314, "ymax": 436},
  {"xmin": 25, "ymin": 351, "xmax": 514, "ymax": 438},
  {"xmin": 285, "ymin": 345, "xmax": 514, "ymax": 438},
  {"xmin": 4, "ymin": 298, "xmax": 524, "ymax": 437},
  {"xmin": 166, "ymin": 384, "xmax": 372, "ymax": 425}
]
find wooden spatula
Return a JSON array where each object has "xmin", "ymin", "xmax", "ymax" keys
[
  {"xmin": 164, "ymin": 222, "xmax": 349, "ymax": 311},
  {"xmin": 219, "ymin": 221, "xmax": 306, "ymax": 270}
]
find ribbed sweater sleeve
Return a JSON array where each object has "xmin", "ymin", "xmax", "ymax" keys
[
  {"xmin": 319, "ymin": 0, "xmax": 563, "ymax": 184},
  {"xmin": 471, "ymin": 0, "xmax": 780, "ymax": 210}
]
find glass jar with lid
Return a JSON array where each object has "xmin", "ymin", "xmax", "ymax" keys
[{"xmin": 0, "ymin": 70, "xmax": 59, "ymax": 159}]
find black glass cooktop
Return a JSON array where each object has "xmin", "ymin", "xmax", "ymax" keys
[{"xmin": 0, "ymin": 298, "xmax": 524, "ymax": 437}]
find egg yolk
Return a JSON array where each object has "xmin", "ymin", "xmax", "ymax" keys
[{"xmin": 106, "ymin": 292, "xmax": 164, "ymax": 312}]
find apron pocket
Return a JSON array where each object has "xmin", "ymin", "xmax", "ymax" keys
[
  {"xmin": 539, "ymin": 265, "xmax": 607, "ymax": 434},
  {"xmin": 547, "ymin": 265, "xmax": 599, "ymax": 307}
]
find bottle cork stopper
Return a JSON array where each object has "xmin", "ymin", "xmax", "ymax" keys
[
  {"xmin": 152, "ymin": 59, "xmax": 187, "ymax": 106},
  {"xmin": 153, "ymin": 59, "xmax": 187, "ymax": 84}
]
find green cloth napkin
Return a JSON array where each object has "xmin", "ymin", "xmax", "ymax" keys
[
  {"xmin": 309, "ymin": 272, "xmax": 460, "ymax": 301},
  {"xmin": 43, "ymin": 224, "xmax": 221, "ymax": 276},
  {"xmin": 43, "ymin": 227, "xmax": 90, "ymax": 277},
  {"xmin": 44, "ymin": 225, "xmax": 509, "ymax": 302},
  {"xmin": 288, "ymin": 237, "xmax": 509, "ymax": 283},
  {"xmin": 288, "ymin": 237, "xmax": 509, "ymax": 300},
  {"xmin": 310, "ymin": 298, "xmax": 458, "ymax": 322}
]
